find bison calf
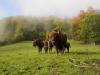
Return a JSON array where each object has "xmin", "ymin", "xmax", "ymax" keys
[{"xmin": 33, "ymin": 39, "xmax": 44, "ymax": 53}]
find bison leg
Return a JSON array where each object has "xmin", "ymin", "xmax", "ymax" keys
[
  {"xmin": 67, "ymin": 47, "xmax": 69, "ymax": 53},
  {"xmin": 44, "ymin": 47, "xmax": 48, "ymax": 53},
  {"xmin": 62, "ymin": 49, "xmax": 64, "ymax": 54},
  {"xmin": 49, "ymin": 47, "xmax": 52, "ymax": 53},
  {"xmin": 38, "ymin": 48, "xmax": 42, "ymax": 53},
  {"xmin": 56, "ymin": 48, "xmax": 59, "ymax": 55},
  {"xmin": 57, "ymin": 50, "xmax": 59, "ymax": 55}
]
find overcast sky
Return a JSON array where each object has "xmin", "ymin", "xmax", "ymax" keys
[{"xmin": 0, "ymin": 0, "xmax": 100, "ymax": 19}]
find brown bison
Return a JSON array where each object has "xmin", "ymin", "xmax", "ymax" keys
[
  {"xmin": 48, "ymin": 40, "xmax": 54, "ymax": 53},
  {"xmin": 43, "ymin": 40, "xmax": 54, "ymax": 53},
  {"xmin": 48, "ymin": 28, "xmax": 70, "ymax": 55},
  {"xmin": 33, "ymin": 38, "xmax": 44, "ymax": 53}
]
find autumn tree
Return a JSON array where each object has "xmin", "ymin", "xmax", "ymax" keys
[{"xmin": 72, "ymin": 10, "xmax": 86, "ymax": 40}]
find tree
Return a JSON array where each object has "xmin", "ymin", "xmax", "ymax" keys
[
  {"xmin": 80, "ymin": 10, "xmax": 100, "ymax": 44},
  {"xmin": 72, "ymin": 10, "xmax": 86, "ymax": 40}
]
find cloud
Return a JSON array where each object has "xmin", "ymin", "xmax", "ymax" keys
[{"xmin": 1, "ymin": 0, "xmax": 100, "ymax": 18}]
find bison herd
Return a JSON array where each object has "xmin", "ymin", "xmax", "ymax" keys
[{"xmin": 33, "ymin": 28, "xmax": 71, "ymax": 55}]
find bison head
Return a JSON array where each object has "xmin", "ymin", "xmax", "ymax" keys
[{"xmin": 33, "ymin": 40, "xmax": 37, "ymax": 47}]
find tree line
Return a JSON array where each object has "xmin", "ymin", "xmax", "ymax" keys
[
  {"xmin": 0, "ymin": 7, "xmax": 100, "ymax": 46},
  {"xmin": 0, "ymin": 16, "xmax": 70, "ymax": 45}
]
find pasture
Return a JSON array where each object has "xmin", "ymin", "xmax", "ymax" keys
[{"xmin": 0, "ymin": 40, "xmax": 100, "ymax": 75}]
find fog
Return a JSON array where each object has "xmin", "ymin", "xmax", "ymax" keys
[
  {"xmin": 0, "ymin": 0, "xmax": 100, "ymax": 19},
  {"xmin": 0, "ymin": 20, "xmax": 6, "ymax": 41}
]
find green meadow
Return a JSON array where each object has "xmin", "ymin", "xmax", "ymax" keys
[{"xmin": 0, "ymin": 40, "xmax": 100, "ymax": 75}]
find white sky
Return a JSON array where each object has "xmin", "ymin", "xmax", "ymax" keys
[{"xmin": 0, "ymin": 0, "xmax": 100, "ymax": 19}]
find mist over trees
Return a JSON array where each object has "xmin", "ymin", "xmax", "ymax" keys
[
  {"xmin": 0, "ymin": 7, "xmax": 100, "ymax": 46},
  {"xmin": 0, "ymin": 16, "xmax": 71, "ymax": 45}
]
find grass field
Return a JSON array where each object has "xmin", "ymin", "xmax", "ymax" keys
[{"xmin": 0, "ymin": 40, "xmax": 100, "ymax": 75}]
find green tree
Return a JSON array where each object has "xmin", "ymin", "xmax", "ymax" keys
[{"xmin": 80, "ymin": 11, "xmax": 100, "ymax": 44}]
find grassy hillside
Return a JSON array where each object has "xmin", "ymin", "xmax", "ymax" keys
[{"xmin": 0, "ymin": 40, "xmax": 100, "ymax": 75}]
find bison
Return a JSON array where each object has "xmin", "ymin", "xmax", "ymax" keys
[
  {"xmin": 33, "ymin": 38, "xmax": 54, "ymax": 53},
  {"xmin": 33, "ymin": 38, "xmax": 44, "ymax": 53},
  {"xmin": 48, "ymin": 40, "xmax": 54, "ymax": 53},
  {"xmin": 48, "ymin": 28, "xmax": 70, "ymax": 55},
  {"xmin": 43, "ymin": 40, "xmax": 54, "ymax": 53}
]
